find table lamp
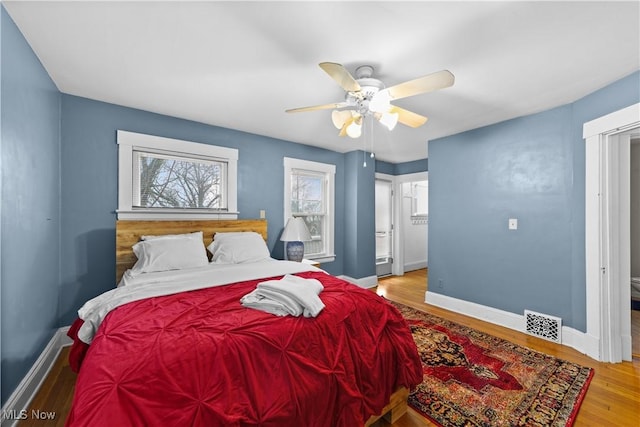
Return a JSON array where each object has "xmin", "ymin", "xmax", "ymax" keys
[{"xmin": 280, "ymin": 217, "xmax": 312, "ymax": 262}]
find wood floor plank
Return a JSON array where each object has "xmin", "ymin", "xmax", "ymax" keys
[
  {"xmin": 18, "ymin": 269, "xmax": 640, "ymax": 426},
  {"xmin": 18, "ymin": 346, "xmax": 76, "ymax": 427}
]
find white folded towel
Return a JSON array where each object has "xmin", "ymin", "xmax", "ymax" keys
[
  {"xmin": 240, "ymin": 274, "xmax": 325, "ymax": 317},
  {"xmin": 239, "ymin": 290, "xmax": 297, "ymax": 317}
]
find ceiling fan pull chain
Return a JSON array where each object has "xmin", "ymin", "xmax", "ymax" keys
[
  {"xmin": 363, "ymin": 117, "xmax": 368, "ymax": 167},
  {"xmin": 370, "ymin": 117, "xmax": 375, "ymax": 159}
]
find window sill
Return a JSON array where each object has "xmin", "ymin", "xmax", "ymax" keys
[
  {"xmin": 305, "ymin": 254, "xmax": 335, "ymax": 264},
  {"xmin": 116, "ymin": 210, "xmax": 239, "ymax": 220}
]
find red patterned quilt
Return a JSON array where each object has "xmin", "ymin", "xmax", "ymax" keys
[{"xmin": 66, "ymin": 271, "xmax": 422, "ymax": 426}]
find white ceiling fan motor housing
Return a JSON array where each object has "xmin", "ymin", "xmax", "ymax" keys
[{"xmin": 348, "ymin": 65, "xmax": 386, "ymax": 115}]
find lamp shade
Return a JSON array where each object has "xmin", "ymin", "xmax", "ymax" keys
[
  {"xmin": 369, "ymin": 89, "xmax": 392, "ymax": 113},
  {"xmin": 280, "ymin": 217, "xmax": 312, "ymax": 242},
  {"xmin": 346, "ymin": 116, "xmax": 362, "ymax": 138},
  {"xmin": 379, "ymin": 111, "xmax": 399, "ymax": 130},
  {"xmin": 332, "ymin": 110, "xmax": 353, "ymax": 129}
]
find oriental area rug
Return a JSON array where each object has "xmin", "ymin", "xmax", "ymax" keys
[{"xmin": 391, "ymin": 302, "xmax": 594, "ymax": 427}]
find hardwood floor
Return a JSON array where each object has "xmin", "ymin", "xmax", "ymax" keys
[
  {"xmin": 18, "ymin": 346, "xmax": 75, "ymax": 427},
  {"xmin": 18, "ymin": 269, "xmax": 640, "ymax": 426}
]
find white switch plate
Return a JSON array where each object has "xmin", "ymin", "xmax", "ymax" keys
[
  {"xmin": 259, "ymin": 210, "xmax": 266, "ymax": 219},
  {"xmin": 508, "ymin": 218, "xmax": 518, "ymax": 230}
]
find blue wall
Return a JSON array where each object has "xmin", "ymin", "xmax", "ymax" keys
[
  {"xmin": 1, "ymin": 8, "xmax": 61, "ymax": 404},
  {"xmin": 376, "ymin": 158, "xmax": 428, "ymax": 175},
  {"xmin": 58, "ymin": 95, "xmax": 349, "ymax": 324},
  {"xmin": 428, "ymin": 71, "xmax": 640, "ymax": 332},
  {"xmin": 344, "ymin": 151, "xmax": 376, "ymax": 278}
]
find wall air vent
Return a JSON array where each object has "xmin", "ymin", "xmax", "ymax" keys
[{"xmin": 524, "ymin": 310, "xmax": 562, "ymax": 343}]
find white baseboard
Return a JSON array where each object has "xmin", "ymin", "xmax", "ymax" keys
[
  {"xmin": 621, "ymin": 334, "xmax": 633, "ymax": 362},
  {"xmin": 339, "ymin": 274, "xmax": 378, "ymax": 289},
  {"xmin": 404, "ymin": 261, "xmax": 427, "ymax": 272},
  {"xmin": 425, "ymin": 291, "xmax": 594, "ymax": 359},
  {"xmin": 1, "ymin": 327, "xmax": 72, "ymax": 427}
]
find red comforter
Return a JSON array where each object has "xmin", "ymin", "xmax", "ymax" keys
[{"xmin": 66, "ymin": 272, "xmax": 422, "ymax": 426}]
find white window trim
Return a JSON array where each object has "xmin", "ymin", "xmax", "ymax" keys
[
  {"xmin": 117, "ymin": 130, "xmax": 238, "ymax": 220},
  {"xmin": 284, "ymin": 157, "xmax": 335, "ymax": 263}
]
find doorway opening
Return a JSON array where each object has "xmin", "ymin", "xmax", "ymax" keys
[
  {"xmin": 375, "ymin": 178, "xmax": 393, "ymax": 277},
  {"xmin": 375, "ymin": 172, "xmax": 429, "ymax": 280},
  {"xmin": 584, "ymin": 102, "xmax": 640, "ymax": 362}
]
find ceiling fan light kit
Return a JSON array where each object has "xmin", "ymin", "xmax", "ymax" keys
[
  {"xmin": 286, "ymin": 62, "xmax": 454, "ymax": 139},
  {"xmin": 346, "ymin": 118, "xmax": 362, "ymax": 138},
  {"xmin": 331, "ymin": 110, "xmax": 353, "ymax": 129},
  {"xmin": 378, "ymin": 111, "xmax": 399, "ymax": 131}
]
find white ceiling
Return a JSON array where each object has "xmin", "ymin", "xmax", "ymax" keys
[{"xmin": 4, "ymin": 1, "xmax": 639, "ymax": 163}]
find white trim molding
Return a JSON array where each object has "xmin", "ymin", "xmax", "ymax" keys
[
  {"xmin": 583, "ymin": 102, "xmax": 640, "ymax": 362},
  {"xmin": 425, "ymin": 291, "xmax": 591, "ymax": 356},
  {"xmin": 117, "ymin": 130, "xmax": 238, "ymax": 220},
  {"xmin": 338, "ymin": 274, "xmax": 378, "ymax": 289},
  {"xmin": 283, "ymin": 157, "xmax": 336, "ymax": 263},
  {"xmin": 1, "ymin": 328, "xmax": 72, "ymax": 426},
  {"xmin": 404, "ymin": 260, "xmax": 428, "ymax": 272},
  {"xmin": 375, "ymin": 171, "xmax": 429, "ymax": 277}
]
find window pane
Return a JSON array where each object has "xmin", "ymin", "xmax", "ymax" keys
[
  {"xmin": 136, "ymin": 152, "xmax": 226, "ymax": 209},
  {"xmin": 298, "ymin": 214, "xmax": 324, "ymax": 255},
  {"xmin": 291, "ymin": 172, "xmax": 325, "ymax": 255},
  {"xmin": 291, "ymin": 173, "xmax": 323, "ymax": 214}
]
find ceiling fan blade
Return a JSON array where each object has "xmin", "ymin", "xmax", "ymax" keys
[
  {"xmin": 286, "ymin": 102, "xmax": 346, "ymax": 113},
  {"xmin": 385, "ymin": 70, "xmax": 454, "ymax": 100},
  {"xmin": 319, "ymin": 62, "xmax": 361, "ymax": 93},
  {"xmin": 390, "ymin": 106, "xmax": 428, "ymax": 128}
]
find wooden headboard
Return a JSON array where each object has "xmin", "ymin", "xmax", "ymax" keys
[{"xmin": 115, "ymin": 219, "xmax": 268, "ymax": 283}]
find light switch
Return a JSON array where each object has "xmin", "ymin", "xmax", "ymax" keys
[
  {"xmin": 508, "ymin": 218, "xmax": 518, "ymax": 230},
  {"xmin": 259, "ymin": 210, "xmax": 266, "ymax": 219}
]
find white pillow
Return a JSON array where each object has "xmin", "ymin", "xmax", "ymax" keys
[
  {"xmin": 211, "ymin": 231, "xmax": 264, "ymax": 241},
  {"xmin": 141, "ymin": 231, "xmax": 203, "ymax": 241},
  {"xmin": 131, "ymin": 235, "xmax": 209, "ymax": 274},
  {"xmin": 207, "ymin": 232, "xmax": 271, "ymax": 264}
]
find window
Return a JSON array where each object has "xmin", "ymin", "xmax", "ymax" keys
[
  {"xmin": 284, "ymin": 157, "xmax": 335, "ymax": 262},
  {"xmin": 133, "ymin": 151, "xmax": 226, "ymax": 209},
  {"xmin": 118, "ymin": 130, "xmax": 238, "ymax": 219}
]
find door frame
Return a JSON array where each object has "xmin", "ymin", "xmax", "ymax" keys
[
  {"xmin": 583, "ymin": 102, "xmax": 640, "ymax": 362},
  {"xmin": 374, "ymin": 176, "xmax": 394, "ymax": 276},
  {"xmin": 376, "ymin": 171, "xmax": 429, "ymax": 277}
]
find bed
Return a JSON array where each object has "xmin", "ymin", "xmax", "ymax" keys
[{"xmin": 65, "ymin": 219, "xmax": 422, "ymax": 426}]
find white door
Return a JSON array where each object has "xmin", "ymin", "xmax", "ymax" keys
[{"xmin": 375, "ymin": 179, "xmax": 393, "ymax": 276}]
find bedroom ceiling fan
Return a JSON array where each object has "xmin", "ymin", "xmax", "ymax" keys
[{"xmin": 286, "ymin": 62, "xmax": 455, "ymax": 138}]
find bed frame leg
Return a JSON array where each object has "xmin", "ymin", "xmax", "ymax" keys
[
  {"xmin": 364, "ymin": 387, "xmax": 409, "ymax": 426},
  {"xmin": 382, "ymin": 398, "xmax": 408, "ymax": 424}
]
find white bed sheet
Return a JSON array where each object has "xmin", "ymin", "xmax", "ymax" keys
[{"xmin": 77, "ymin": 259, "xmax": 323, "ymax": 344}]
